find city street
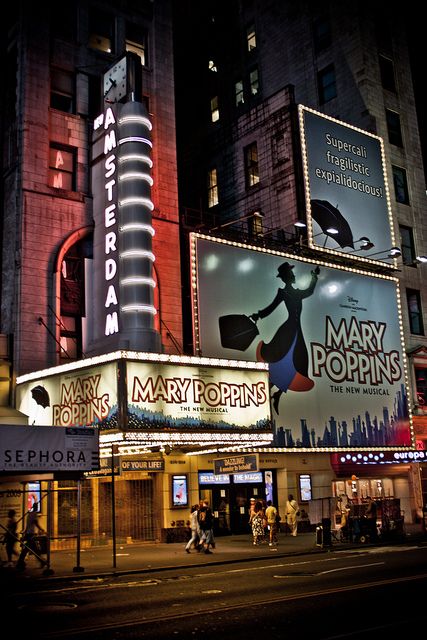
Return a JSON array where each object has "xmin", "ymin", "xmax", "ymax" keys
[{"xmin": 7, "ymin": 541, "xmax": 427, "ymax": 639}]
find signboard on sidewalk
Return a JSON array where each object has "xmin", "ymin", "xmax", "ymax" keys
[{"xmin": 214, "ymin": 454, "xmax": 259, "ymax": 474}]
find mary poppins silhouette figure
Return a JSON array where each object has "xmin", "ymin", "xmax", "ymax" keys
[{"xmin": 251, "ymin": 261, "xmax": 320, "ymax": 414}]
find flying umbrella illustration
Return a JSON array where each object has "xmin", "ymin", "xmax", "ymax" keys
[
  {"xmin": 31, "ymin": 385, "xmax": 50, "ymax": 408},
  {"xmin": 310, "ymin": 199, "xmax": 354, "ymax": 249}
]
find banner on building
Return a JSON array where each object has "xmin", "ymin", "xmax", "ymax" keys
[
  {"xmin": 299, "ymin": 105, "xmax": 395, "ymax": 263},
  {"xmin": 0, "ymin": 425, "xmax": 99, "ymax": 471},
  {"xmin": 191, "ymin": 234, "xmax": 413, "ymax": 450},
  {"xmin": 127, "ymin": 360, "xmax": 270, "ymax": 432},
  {"xmin": 16, "ymin": 361, "xmax": 119, "ymax": 429}
]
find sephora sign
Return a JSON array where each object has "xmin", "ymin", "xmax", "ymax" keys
[{"xmin": 91, "ymin": 101, "xmax": 161, "ymax": 354}]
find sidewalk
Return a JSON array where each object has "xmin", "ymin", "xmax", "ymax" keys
[{"xmin": 2, "ymin": 524, "xmax": 425, "ymax": 585}]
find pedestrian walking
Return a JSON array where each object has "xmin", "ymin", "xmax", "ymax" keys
[
  {"xmin": 265, "ymin": 500, "xmax": 279, "ymax": 546},
  {"xmin": 16, "ymin": 503, "xmax": 47, "ymax": 570},
  {"xmin": 1, "ymin": 509, "xmax": 19, "ymax": 565},
  {"xmin": 286, "ymin": 494, "xmax": 300, "ymax": 537},
  {"xmin": 197, "ymin": 500, "xmax": 215, "ymax": 554},
  {"xmin": 250, "ymin": 500, "xmax": 265, "ymax": 545},
  {"xmin": 185, "ymin": 504, "xmax": 201, "ymax": 553}
]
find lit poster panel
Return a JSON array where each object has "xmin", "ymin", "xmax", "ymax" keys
[
  {"xmin": 16, "ymin": 362, "xmax": 119, "ymax": 429},
  {"xmin": 193, "ymin": 236, "xmax": 413, "ymax": 450},
  {"xmin": 126, "ymin": 360, "xmax": 270, "ymax": 431},
  {"xmin": 299, "ymin": 105, "xmax": 395, "ymax": 262}
]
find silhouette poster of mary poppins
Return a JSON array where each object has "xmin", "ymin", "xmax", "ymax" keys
[{"xmin": 250, "ymin": 261, "xmax": 320, "ymax": 414}]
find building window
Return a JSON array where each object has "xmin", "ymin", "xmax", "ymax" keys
[
  {"xmin": 407, "ymin": 289, "xmax": 424, "ymax": 335},
  {"xmin": 51, "ymin": 4, "xmax": 76, "ymax": 43},
  {"xmin": 59, "ymin": 316, "xmax": 81, "ymax": 361},
  {"xmin": 318, "ymin": 64, "xmax": 337, "ymax": 104},
  {"xmin": 400, "ymin": 225, "xmax": 416, "ymax": 266},
  {"xmin": 208, "ymin": 168, "xmax": 218, "ymax": 208},
  {"xmin": 248, "ymin": 211, "xmax": 263, "ymax": 237},
  {"xmin": 50, "ymin": 68, "xmax": 75, "ymax": 113},
  {"xmin": 126, "ymin": 22, "xmax": 147, "ymax": 66},
  {"xmin": 272, "ymin": 130, "xmax": 290, "ymax": 166},
  {"xmin": 210, "ymin": 96, "xmax": 219, "ymax": 122},
  {"xmin": 247, "ymin": 24, "xmax": 256, "ymax": 51},
  {"xmin": 235, "ymin": 80, "xmax": 244, "ymax": 106},
  {"xmin": 313, "ymin": 14, "xmax": 331, "ymax": 53},
  {"xmin": 88, "ymin": 75, "xmax": 102, "ymax": 121},
  {"xmin": 392, "ymin": 166, "xmax": 410, "ymax": 204},
  {"xmin": 244, "ymin": 142, "xmax": 260, "ymax": 188},
  {"xmin": 49, "ymin": 145, "xmax": 76, "ymax": 191},
  {"xmin": 386, "ymin": 109, "xmax": 403, "ymax": 147},
  {"xmin": 88, "ymin": 8, "xmax": 115, "ymax": 53},
  {"xmin": 249, "ymin": 67, "xmax": 259, "ymax": 96},
  {"xmin": 415, "ymin": 368, "xmax": 427, "ymax": 406},
  {"xmin": 379, "ymin": 55, "xmax": 396, "ymax": 92}
]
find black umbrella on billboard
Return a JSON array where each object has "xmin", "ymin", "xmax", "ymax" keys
[
  {"xmin": 31, "ymin": 385, "xmax": 50, "ymax": 408},
  {"xmin": 310, "ymin": 199, "xmax": 354, "ymax": 249},
  {"xmin": 218, "ymin": 314, "xmax": 259, "ymax": 351}
]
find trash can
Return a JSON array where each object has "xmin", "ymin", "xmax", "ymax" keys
[{"xmin": 322, "ymin": 518, "xmax": 332, "ymax": 546}]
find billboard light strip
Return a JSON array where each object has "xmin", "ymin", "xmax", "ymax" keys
[
  {"xmin": 121, "ymin": 276, "xmax": 156, "ymax": 287},
  {"xmin": 119, "ymin": 197, "xmax": 154, "ymax": 210},
  {"xmin": 121, "ymin": 249, "xmax": 155, "ymax": 261},
  {"xmin": 119, "ymin": 154, "xmax": 153, "ymax": 168},
  {"xmin": 118, "ymin": 115, "xmax": 152, "ymax": 130},
  {"xmin": 120, "ymin": 223, "xmax": 155, "ymax": 235},
  {"xmin": 119, "ymin": 172, "xmax": 154, "ymax": 186},
  {"xmin": 119, "ymin": 136, "xmax": 152, "ymax": 148}
]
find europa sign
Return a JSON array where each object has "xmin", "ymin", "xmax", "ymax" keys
[{"xmin": 191, "ymin": 235, "xmax": 413, "ymax": 450}]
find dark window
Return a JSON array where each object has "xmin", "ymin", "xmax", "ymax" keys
[
  {"xmin": 249, "ymin": 67, "xmax": 259, "ymax": 96},
  {"xmin": 379, "ymin": 55, "xmax": 396, "ymax": 92},
  {"xmin": 235, "ymin": 80, "xmax": 244, "ymax": 106},
  {"xmin": 415, "ymin": 368, "xmax": 427, "ymax": 407},
  {"xmin": 386, "ymin": 109, "xmax": 403, "ymax": 147},
  {"xmin": 59, "ymin": 237, "xmax": 92, "ymax": 362},
  {"xmin": 208, "ymin": 168, "xmax": 218, "ymax": 208},
  {"xmin": 88, "ymin": 8, "xmax": 115, "ymax": 53},
  {"xmin": 49, "ymin": 145, "xmax": 76, "ymax": 191},
  {"xmin": 210, "ymin": 95, "xmax": 219, "ymax": 122},
  {"xmin": 393, "ymin": 166, "xmax": 410, "ymax": 204},
  {"xmin": 247, "ymin": 24, "xmax": 257, "ymax": 51},
  {"xmin": 313, "ymin": 14, "xmax": 331, "ymax": 53},
  {"xmin": 50, "ymin": 68, "xmax": 75, "ymax": 113},
  {"xmin": 318, "ymin": 64, "xmax": 337, "ymax": 104},
  {"xmin": 244, "ymin": 142, "xmax": 260, "ymax": 188},
  {"xmin": 400, "ymin": 225, "xmax": 416, "ymax": 266},
  {"xmin": 88, "ymin": 75, "xmax": 102, "ymax": 121},
  {"xmin": 407, "ymin": 289, "xmax": 424, "ymax": 335},
  {"xmin": 126, "ymin": 22, "xmax": 147, "ymax": 66},
  {"xmin": 247, "ymin": 211, "xmax": 263, "ymax": 237},
  {"xmin": 50, "ymin": 2, "xmax": 76, "ymax": 42}
]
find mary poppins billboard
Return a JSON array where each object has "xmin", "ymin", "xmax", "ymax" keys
[
  {"xmin": 191, "ymin": 235, "xmax": 413, "ymax": 451},
  {"xmin": 299, "ymin": 105, "xmax": 395, "ymax": 263}
]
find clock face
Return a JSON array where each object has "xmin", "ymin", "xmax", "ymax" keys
[{"xmin": 103, "ymin": 56, "xmax": 127, "ymax": 102}]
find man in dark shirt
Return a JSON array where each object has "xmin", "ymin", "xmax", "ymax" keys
[{"xmin": 197, "ymin": 500, "xmax": 215, "ymax": 554}]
